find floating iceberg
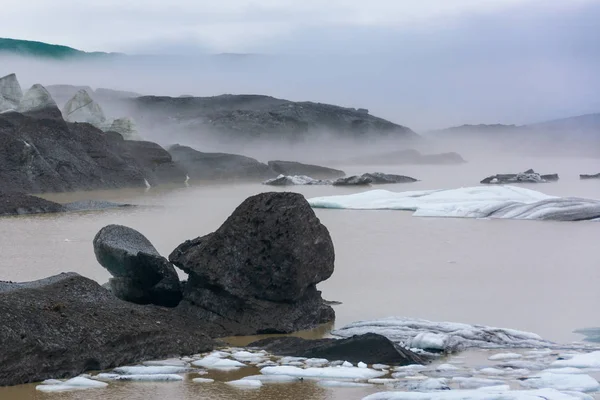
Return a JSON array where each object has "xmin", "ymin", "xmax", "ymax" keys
[
  {"xmin": 112, "ymin": 365, "xmax": 190, "ymax": 375},
  {"xmin": 519, "ymin": 372, "xmax": 600, "ymax": 392},
  {"xmin": 192, "ymin": 355, "xmax": 247, "ymax": 370},
  {"xmin": 260, "ymin": 365, "xmax": 387, "ymax": 380},
  {"xmin": 36, "ymin": 376, "xmax": 108, "ymax": 392},
  {"xmin": 331, "ymin": 317, "xmax": 556, "ymax": 353},
  {"xmin": 95, "ymin": 373, "xmax": 183, "ymax": 382},
  {"xmin": 552, "ymin": 352, "xmax": 600, "ymax": 368},
  {"xmin": 307, "ymin": 186, "xmax": 600, "ymax": 221},
  {"xmin": 225, "ymin": 379, "xmax": 263, "ymax": 388},
  {"xmin": 263, "ymin": 174, "xmax": 329, "ymax": 186},
  {"xmin": 362, "ymin": 387, "xmax": 591, "ymax": 400}
]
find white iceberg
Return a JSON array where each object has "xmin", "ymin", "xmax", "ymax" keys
[
  {"xmin": 143, "ymin": 358, "xmax": 189, "ymax": 367},
  {"xmin": 318, "ymin": 380, "xmax": 374, "ymax": 387},
  {"xmin": 263, "ymin": 174, "xmax": 330, "ymax": 186},
  {"xmin": 18, "ymin": 84, "xmax": 58, "ymax": 113},
  {"xmin": 63, "ymin": 89, "xmax": 107, "ymax": 128},
  {"xmin": 36, "ymin": 376, "xmax": 108, "ymax": 392},
  {"xmin": 192, "ymin": 377, "xmax": 214, "ymax": 383},
  {"xmin": 362, "ymin": 387, "xmax": 591, "ymax": 400},
  {"xmin": 225, "ymin": 379, "xmax": 263, "ymax": 388},
  {"xmin": 242, "ymin": 374, "xmax": 300, "ymax": 383},
  {"xmin": 489, "ymin": 353, "xmax": 523, "ymax": 361},
  {"xmin": 307, "ymin": 186, "xmax": 600, "ymax": 221},
  {"xmin": 552, "ymin": 352, "xmax": 600, "ymax": 368},
  {"xmin": 331, "ymin": 317, "xmax": 555, "ymax": 352},
  {"xmin": 112, "ymin": 365, "xmax": 190, "ymax": 375},
  {"xmin": 453, "ymin": 377, "xmax": 507, "ymax": 389},
  {"xmin": 95, "ymin": 373, "xmax": 183, "ymax": 382},
  {"xmin": 260, "ymin": 365, "xmax": 387, "ymax": 380},
  {"xmin": 192, "ymin": 355, "xmax": 247, "ymax": 370},
  {"xmin": 519, "ymin": 372, "xmax": 600, "ymax": 392}
]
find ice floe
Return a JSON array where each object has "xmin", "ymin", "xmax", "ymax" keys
[
  {"xmin": 192, "ymin": 355, "xmax": 247, "ymax": 370},
  {"xmin": 242, "ymin": 374, "xmax": 300, "ymax": 383},
  {"xmin": 113, "ymin": 365, "xmax": 190, "ymax": 375},
  {"xmin": 489, "ymin": 353, "xmax": 523, "ymax": 361},
  {"xmin": 260, "ymin": 365, "xmax": 387, "ymax": 380},
  {"xmin": 307, "ymin": 186, "xmax": 600, "ymax": 221},
  {"xmin": 225, "ymin": 379, "xmax": 263, "ymax": 388},
  {"xmin": 95, "ymin": 373, "xmax": 183, "ymax": 382},
  {"xmin": 519, "ymin": 372, "xmax": 600, "ymax": 392},
  {"xmin": 318, "ymin": 380, "xmax": 374, "ymax": 388},
  {"xmin": 36, "ymin": 376, "xmax": 108, "ymax": 392},
  {"xmin": 452, "ymin": 377, "xmax": 507, "ymax": 389},
  {"xmin": 362, "ymin": 387, "xmax": 593, "ymax": 400},
  {"xmin": 552, "ymin": 352, "xmax": 600, "ymax": 368},
  {"xmin": 192, "ymin": 377, "xmax": 215, "ymax": 383},
  {"xmin": 332, "ymin": 317, "xmax": 556, "ymax": 353}
]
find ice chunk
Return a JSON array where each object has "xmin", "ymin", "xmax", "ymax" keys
[
  {"xmin": 261, "ymin": 365, "xmax": 387, "ymax": 380},
  {"xmin": 318, "ymin": 380, "xmax": 374, "ymax": 387},
  {"xmin": 489, "ymin": 353, "xmax": 523, "ymax": 361},
  {"xmin": 95, "ymin": 373, "xmax": 183, "ymax": 382},
  {"xmin": 143, "ymin": 358, "xmax": 189, "ymax": 367},
  {"xmin": 307, "ymin": 186, "xmax": 600, "ymax": 222},
  {"xmin": 395, "ymin": 378, "xmax": 449, "ymax": 391},
  {"xmin": 225, "ymin": 379, "xmax": 263, "ymax": 388},
  {"xmin": 232, "ymin": 351, "xmax": 265, "ymax": 363},
  {"xmin": 542, "ymin": 368, "xmax": 588, "ymax": 375},
  {"xmin": 113, "ymin": 365, "xmax": 190, "ymax": 375},
  {"xmin": 436, "ymin": 364, "xmax": 460, "ymax": 371},
  {"xmin": 192, "ymin": 378, "xmax": 214, "ymax": 383},
  {"xmin": 192, "ymin": 356, "xmax": 247, "ymax": 370},
  {"xmin": 498, "ymin": 361, "xmax": 547, "ymax": 370},
  {"xmin": 519, "ymin": 373, "xmax": 600, "ymax": 392},
  {"xmin": 362, "ymin": 387, "xmax": 591, "ymax": 400},
  {"xmin": 479, "ymin": 368, "xmax": 508, "ymax": 376},
  {"xmin": 264, "ymin": 174, "xmax": 330, "ymax": 186},
  {"xmin": 242, "ymin": 374, "xmax": 300, "ymax": 383},
  {"xmin": 453, "ymin": 377, "xmax": 506, "ymax": 389},
  {"xmin": 305, "ymin": 358, "xmax": 330, "ymax": 366},
  {"xmin": 369, "ymin": 378, "xmax": 400, "ymax": 384},
  {"xmin": 36, "ymin": 377, "xmax": 108, "ymax": 392},
  {"xmin": 343, "ymin": 361, "xmax": 354, "ymax": 368},
  {"xmin": 373, "ymin": 364, "xmax": 390, "ymax": 370},
  {"xmin": 332, "ymin": 317, "xmax": 555, "ymax": 352},
  {"xmin": 552, "ymin": 352, "xmax": 600, "ymax": 368},
  {"xmin": 358, "ymin": 362, "xmax": 368, "ymax": 369},
  {"xmin": 41, "ymin": 379, "xmax": 63, "ymax": 385}
]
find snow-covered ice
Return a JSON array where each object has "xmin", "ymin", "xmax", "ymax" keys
[
  {"xmin": 36, "ymin": 377, "xmax": 108, "ymax": 392},
  {"xmin": 113, "ymin": 365, "xmax": 190, "ymax": 375},
  {"xmin": 260, "ymin": 365, "xmax": 387, "ymax": 380},
  {"xmin": 489, "ymin": 353, "xmax": 523, "ymax": 361},
  {"xmin": 362, "ymin": 387, "xmax": 592, "ymax": 400},
  {"xmin": 552, "ymin": 352, "xmax": 600, "ymax": 368},
  {"xmin": 519, "ymin": 373, "xmax": 600, "ymax": 392},
  {"xmin": 225, "ymin": 379, "xmax": 263, "ymax": 388},
  {"xmin": 307, "ymin": 186, "xmax": 600, "ymax": 221},
  {"xmin": 332, "ymin": 317, "xmax": 555, "ymax": 352}
]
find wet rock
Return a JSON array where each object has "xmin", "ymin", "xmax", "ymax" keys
[
  {"xmin": 63, "ymin": 89, "xmax": 107, "ymax": 128},
  {"xmin": 249, "ymin": 333, "xmax": 426, "ymax": 365},
  {"xmin": 481, "ymin": 170, "xmax": 559, "ymax": 184},
  {"xmin": 333, "ymin": 175, "xmax": 373, "ymax": 186},
  {"xmin": 170, "ymin": 192, "xmax": 335, "ymax": 334},
  {"xmin": 0, "ymin": 192, "xmax": 64, "ymax": 216},
  {"xmin": 93, "ymin": 225, "xmax": 182, "ymax": 307},
  {"xmin": 168, "ymin": 144, "xmax": 275, "ymax": 181},
  {"xmin": 362, "ymin": 172, "xmax": 418, "ymax": 184},
  {"xmin": 0, "ymin": 73, "xmax": 23, "ymax": 112},
  {"xmin": 18, "ymin": 84, "xmax": 58, "ymax": 114},
  {"xmin": 267, "ymin": 160, "xmax": 345, "ymax": 179},
  {"xmin": 0, "ymin": 272, "xmax": 215, "ymax": 386},
  {"xmin": 580, "ymin": 173, "xmax": 600, "ymax": 180}
]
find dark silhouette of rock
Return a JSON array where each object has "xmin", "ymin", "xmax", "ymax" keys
[
  {"xmin": 333, "ymin": 175, "xmax": 373, "ymax": 186},
  {"xmin": 581, "ymin": 173, "xmax": 600, "ymax": 180},
  {"xmin": 362, "ymin": 172, "xmax": 418, "ymax": 184},
  {"xmin": 169, "ymin": 192, "xmax": 335, "ymax": 334},
  {"xmin": 248, "ymin": 333, "xmax": 426, "ymax": 365},
  {"xmin": 268, "ymin": 160, "xmax": 345, "ymax": 179},
  {"xmin": 93, "ymin": 225, "xmax": 182, "ymax": 307},
  {"xmin": 0, "ymin": 272, "xmax": 214, "ymax": 386},
  {"xmin": 481, "ymin": 170, "xmax": 559, "ymax": 184},
  {"xmin": 62, "ymin": 200, "xmax": 133, "ymax": 212},
  {"xmin": 168, "ymin": 144, "xmax": 275, "ymax": 181},
  {"xmin": 0, "ymin": 192, "xmax": 64, "ymax": 216},
  {"xmin": 348, "ymin": 149, "xmax": 465, "ymax": 165}
]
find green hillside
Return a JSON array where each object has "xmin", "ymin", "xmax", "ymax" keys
[{"xmin": 0, "ymin": 38, "xmax": 120, "ymax": 59}]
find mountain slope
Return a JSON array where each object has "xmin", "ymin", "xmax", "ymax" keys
[{"xmin": 0, "ymin": 38, "xmax": 118, "ymax": 59}]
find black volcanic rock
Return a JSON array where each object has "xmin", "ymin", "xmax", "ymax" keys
[
  {"xmin": 0, "ymin": 272, "xmax": 214, "ymax": 386},
  {"xmin": 362, "ymin": 172, "xmax": 418, "ymax": 184},
  {"xmin": 249, "ymin": 333, "xmax": 426, "ymax": 365},
  {"xmin": 333, "ymin": 175, "xmax": 373, "ymax": 186},
  {"xmin": 168, "ymin": 144, "xmax": 275, "ymax": 181},
  {"xmin": 268, "ymin": 160, "xmax": 345, "ymax": 179},
  {"xmin": 93, "ymin": 225, "xmax": 182, "ymax": 307},
  {"xmin": 169, "ymin": 192, "xmax": 335, "ymax": 334},
  {"xmin": 0, "ymin": 192, "xmax": 64, "ymax": 216}
]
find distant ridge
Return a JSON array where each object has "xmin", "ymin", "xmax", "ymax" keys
[{"xmin": 0, "ymin": 38, "xmax": 121, "ymax": 59}]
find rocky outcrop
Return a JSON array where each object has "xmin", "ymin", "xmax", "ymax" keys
[
  {"xmin": 263, "ymin": 175, "xmax": 329, "ymax": 186},
  {"xmin": 63, "ymin": 89, "xmax": 107, "ymax": 128},
  {"xmin": 248, "ymin": 333, "xmax": 426, "ymax": 365},
  {"xmin": 17, "ymin": 84, "xmax": 58, "ymax": 114},
  {"xmin": 268, "ymin": 160, "xmax": 345, "ymax": 179},
  {"xmin": 581, "ymin": 173, "xmax": 600, "ymax": 180},
  {"xmin": 0, "ymin": 192, "xmax": 64, "ymax": 216},
  {"xmin": 0, "ymin": 272, "xmax": 215, "ymax": 386},
  {"xmin": 333, "ymin": 175, "xmax": 373, "ymax": 186},
  {"xmin": 169, "ymin": 192, "xmax": 335, "ymax": 334},
  {"xmin": 0, "ymin": 73, "xmax": 23, "ymax": 112},
  {"xmin": 481, "ymin": 169, "xmax": 559, "ymax": 184},
  {"xmin": 109, "ymin": 117, "xmax": 141, "ymax": 140},
  {"xmin": 362, "ymin": 172, "xmax": 418, "ymax": 184},
  {"xmin": 93, "ymin": 225, "xmax": 182, "ymax": 307},
  {"xmin": 168, "ymin": 144, "xmax": 275, "ymax": 181}
]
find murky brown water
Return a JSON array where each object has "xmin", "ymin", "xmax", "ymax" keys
[{"xmin": 1, "ymin": 157, "xmax": 599, "ymax": 399}]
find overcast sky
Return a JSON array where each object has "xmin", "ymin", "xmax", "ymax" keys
[{"xmin": 2, "ymin": 0, "xmax": 599, "ymax": 130}]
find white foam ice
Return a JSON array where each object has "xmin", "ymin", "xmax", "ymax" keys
[
  {"xmin": 260, "ymin": 365, "xmax": 387, "ymax": 380},
  {"xmin": 362, "ymin": 387, "xmax": 592, "ymax": 400},
  {"xmin": 95, "ymin": 373, "xmax": 183, "ymax": 382},
  {"xmin": 489, "ymin": 353, "xmax": 523, "ymax": 361},
  {"xmin": 113, "ymin": 365, "xmax": 190, "ymax": 375},
  {"xmin": 519, "ymin": 373, "xmax": 600, "ymax": 392},
  {"xmin": 318, "ymin": 380, "xmax": 374, "ymax": 387},
  {"xmin": 36, "ymin": 377, "xmax": 108, "ymax": 392},
  {"xmin": 552, "ymin": 352, "xmax": 600, "ymax": 368},
  {"xmin": 225, "ymin": 379, "xmax": 263, "ymax": 388},
  {"xmin": 307, "ymin": 186, "xmax": 600, "ymax": 221},
  {"xmin": 332, "ymin": 317, "xmax": 555, "ymax": 353},
  {"xmin": 192, "ymin": 355, "xmax": 247, "ymax": 370}
]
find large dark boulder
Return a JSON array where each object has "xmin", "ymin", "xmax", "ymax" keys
[
  {"xmin": 362, "ymin": 172, "xmax": 418, "ymax": 184},
  {"xmin": 0, "ymin": 192, "xmax": 64, "ymax": 216},
  {"xmin": 581, "ymin": 173, "xmax": 600, "ymax": 180},
  {"xmin": 0, "ymin": 273, "xmax": 215, "ymax": 386},
  {"xmin": 248, "ymin": 333, "xmax": 426, "ymax": 365},
  {"xmin": 168, "ymin": 144, "xmax": 275, "ymax": 181},
  {"xmin": 93, "ymin": 225, "xmax": 182, "ymax": 307},
  {"xmin": 170, "ymin": 192, "xmax": 335, "ymax": 334},
  {"xmin": 268, "ymin": 160, "xmax": 345, "ymax": 179}
]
